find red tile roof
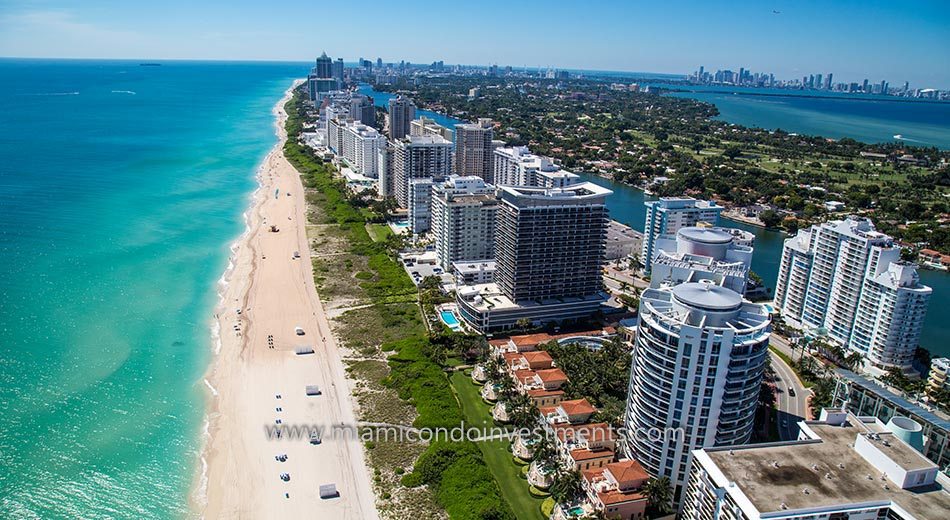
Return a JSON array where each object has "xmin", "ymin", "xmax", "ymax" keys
[
  {"xmin": 521, "ymin": 350, "xmax": 554, "ymax": 367},
  {"xmin": 535, "ymin": 368, "xmax": 568, "ymax": 384},
  {"xmin": 605, "ymin": 460, "xmax": 650, "ymax": 488},
  {"xmin": 570, "ymin": 447, "xmax": 615, "ymax": 461},
  {"xmin": 559, "ymin": 398, "xmax": 596, "ymax": 416},
  {"xmin": 527, "ymin": 388, "xmax": 565, "ymax": 398},
  {"xmin": 582, "ymin": 460, "xmax": 650, "ymax": 506}
]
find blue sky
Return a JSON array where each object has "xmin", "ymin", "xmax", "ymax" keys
[{"xmin": 1, "ymin": 0, "xmax": 948, "ymax": 87}]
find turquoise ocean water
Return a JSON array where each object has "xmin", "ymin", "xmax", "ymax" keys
[{"xmin": 0, "ymin": 59, "xmax": 305, "ymax": 518}]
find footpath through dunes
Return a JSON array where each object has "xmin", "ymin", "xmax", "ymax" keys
[{"xmin": 199, "ymin": 82, "xmax": 379, "ymax": 520}]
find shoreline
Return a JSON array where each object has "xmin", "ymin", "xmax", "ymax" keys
[{"xmin": 193, "ymin": 81, "xmax": 378, "ymax": 519}]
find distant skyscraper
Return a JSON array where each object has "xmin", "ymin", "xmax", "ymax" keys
[
  {"xmin": 308, "ymin": 52, "xmax": 338, "ymax": 102},
  {"xmin": 454, "ymin": 119, "xmax": 495, "ymax": 183},
  {"xmin": 815, "ymin": 74, "xmax": 823, "ymax": 89},
  {"xmin": 315, "ymin": 52, "xmax": 332, "ymax": 78},
  {"xmin": 376, "ymin": 57, "xmax": 383, "ymax": 68},
  {"xmin": 624, "ymin": 281, "xmax": 771, "ymax": 498},
  {"xmin": 862, "ymin": 78, "xmax": 870, "ymax": 92},
  {"xmin": 387, "ymin": 96, "xmax": 416, "ymax": 140},
  {"xmin": 333, "ymin": 58, "xmax": 344, "ymax": 83},
  {"xmin": 824, "ymin": 73, "xmax": 833, "ymax": 90},
  {"xmin": 349, "ymin": 95, "xmax": 375, "ymax": 126},
  {"xmin": 641, "ymin": 197, "xmax": 722, "ymax": 272}
]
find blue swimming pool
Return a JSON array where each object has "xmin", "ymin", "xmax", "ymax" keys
[{"xmin": 440, "ymin": 310, "xmax": 461, "ymax": 328}]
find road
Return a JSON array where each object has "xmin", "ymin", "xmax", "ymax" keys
[{"xmin": 769, "ymin": 347, "xmax": 811, "ymax": 441}]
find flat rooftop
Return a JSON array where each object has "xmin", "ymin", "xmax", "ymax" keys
[{"xmin": 704, "ymin": 415, "xmax": 950, "ymax": 519}]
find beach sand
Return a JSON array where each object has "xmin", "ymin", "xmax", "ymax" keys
[{"xmin": 197, "ymin": 82, "xmax": 379, "ymax": 519}]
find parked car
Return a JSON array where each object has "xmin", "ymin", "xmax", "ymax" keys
[{"xmin": 295, "ymin": 326, "xmax": 305, "ymax": 336}]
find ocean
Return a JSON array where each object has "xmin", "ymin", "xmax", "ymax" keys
[{"xmin": 0, "ymin": 59, "xmax": 305, "ymax": 518}]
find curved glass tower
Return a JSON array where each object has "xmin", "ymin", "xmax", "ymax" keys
[{"xmin": 623, "ymin": 280, "xmax": 771, "ymax": 497}]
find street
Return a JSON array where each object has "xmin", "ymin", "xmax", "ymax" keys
[{"xmin": 769, "ymin": 347, "xmax": 811, "ymax": 440}]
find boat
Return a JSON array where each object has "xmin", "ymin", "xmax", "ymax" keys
[{"xmin": 894, "ymin": 134, "xmax": 904, "ymax": 139}]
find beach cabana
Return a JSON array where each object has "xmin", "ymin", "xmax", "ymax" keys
[
  {"xmin": 294, "ymin": 346, "xmax": 314, "ymax": 355},
  {"xmin": 305, "ymin": 385, "xmax": 322, "ymax": 396}
]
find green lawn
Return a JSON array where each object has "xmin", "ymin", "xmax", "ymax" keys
[
  {"xmin": 365, "ymin": 223, "xmax": 394, "ymax": 242},
  {"xmin": 449, "ymin": 372, "xmax": 545, "ymax": 520}
]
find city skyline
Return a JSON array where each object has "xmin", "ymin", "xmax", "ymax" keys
[{"xmin": 1, "ymin": 0, "xmax": 948, "ymax": 88}]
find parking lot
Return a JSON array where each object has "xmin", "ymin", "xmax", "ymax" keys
[{"xmin": 400, "ymin": 254, "xmax": 453, "ymax": 286}]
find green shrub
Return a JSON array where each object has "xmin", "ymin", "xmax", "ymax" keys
[{"xmin": 405, "ymin": 441, "xmax": 515, "ymax": 520}]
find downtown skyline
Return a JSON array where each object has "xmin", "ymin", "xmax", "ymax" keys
[{"xmin": 0, "ymin": 0, "xmax": 948, "ymax": 88}]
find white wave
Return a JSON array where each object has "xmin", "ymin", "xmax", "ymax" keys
[
  {"xmin": 111, "ymin": 90, "xmax": 136, "ymax": 95},
  {"xmin": 25, "ymin": 91, "xmax": 79, "ymax": 96},
  {"xmin": 202, "ymin": 378, "xmax": 218, "ymax": 397},
  {"xmin": 209, "ymin": 319, "xmax": 221, "ymax": 355}
]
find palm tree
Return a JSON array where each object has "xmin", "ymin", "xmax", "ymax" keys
[
  {"xmin": 506, "ymin": 393, "xmax": 539, "ymax": 429},
  {"xmin": 644, "ymin": 476, "xmax": 674, "ymax": 516},
  {"xmin": 843, "ymin": 352, "xmax": 863, "ymax": 372},
  {"xmin": 532, "ymin": 435, "xmax": 561, "ymax": 474},
  {"xmin": 549, "ymin": 469, "xmax": 583, "ymax": 504}
]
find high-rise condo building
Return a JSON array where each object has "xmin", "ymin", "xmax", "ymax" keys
[
  {"xmin": 387, "ymin": 96, "xmax": 416, "ymax": 140},
  {"xmin": 392, "ymin": 135, "xmax": 453, "ymax": 208},
  {"xmin": 376, "ymin": 144, "xmax": 394, "ymax": 198},
  {"xmin": 456, "ymin": 183, "xmax": 612, "ymax": 333},
  {"xmin": 454, "ymin": 118, "xmax": 495, "ymax": 183},
  {"xmin": 339, "ymin": 121, "xmax": 385, "ymax": 177},
  {"xmin": 408, "ymin": 178, "xmax": 434, "ymax": 235},
  {"xmin": 649, "ymin": 227, "xmax": 754, "ymax": 294},
  {"xmin": 850, "ymin": 261, "xmax": 931, "ymax": 369},
  {"xmin": 430, "ymin": 176, "xmax": 498, "ymax": 269},
  {"xmin": 315, "ymin": 52, "xmax": 333, "ymax": 79},
  {"xmin": 624, "ymin": 280, "xmax": 771, "ymax": 499},
  {"xmin": 333, "ymin": 58, "xmax": 344, "ymax": 83},
  {"xmin": 349, "ymin": 95, "xmax": 376, "ymax": 127},
  {"xmin": 773, "ymin": 216, "xmax": 931, "ymax": 371},
  {"xmin": 492, "ymin": 146, "xmax": 580, "ymax": 188},
  {"xmin": 308, "ymin": 52, "xmax": 339, "ymax": 102},
  {"xmin": 410, "ymin": 116, "xmax": 454, "ymax": 142},
  {"xmin": 682, "ymin": 410, "xmax": 950, "ymax": 520},
  {"xmin": 641, "ymin": 197, "xmax": 723, "ymax": 272}
]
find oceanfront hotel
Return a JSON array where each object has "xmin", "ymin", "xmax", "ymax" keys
[{"xmin": 297, "ymin": 64, "xmax": 945, "ymax": 517}]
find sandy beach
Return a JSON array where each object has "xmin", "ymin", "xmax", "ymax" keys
[{"xmin": 197, "ymin": 82, "xmax": 378, "ymax": 519}]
